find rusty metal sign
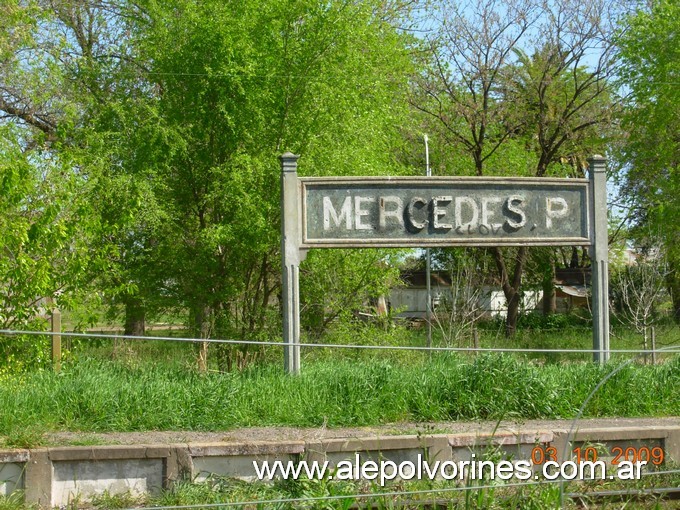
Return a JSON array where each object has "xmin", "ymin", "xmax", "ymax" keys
[{"xmin": 301, "ymin": 177, "xmax": 591, "ymax": 248}]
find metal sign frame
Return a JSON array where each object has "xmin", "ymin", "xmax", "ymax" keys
[
  {"xmin": 280, "ymin": 154, "xmax": 609, "ymax": 374},
  {"xmin": 300, "ymin": 176, "xmax": 592, "ymax": 248}
]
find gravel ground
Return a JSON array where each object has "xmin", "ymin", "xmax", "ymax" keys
[{"xmin": 38, "ymin": 416, "xmax": 680, "ymax": 447}]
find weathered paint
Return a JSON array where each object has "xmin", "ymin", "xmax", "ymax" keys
[
  {"xmin": 303, "ymin": 178, "xmax": 591, "ymax": 247},
  {"xmin": 589, "ymin": 155, "xmax": 610, "ymax": 363},
  {"xmin": 0, "ymin": 462, "xmax": 24, "ymax": 496}
]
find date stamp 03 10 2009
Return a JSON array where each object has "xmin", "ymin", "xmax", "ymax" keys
[{"xmin": 531, "ymin": 444, "xmax": 665, "ymax": 467}]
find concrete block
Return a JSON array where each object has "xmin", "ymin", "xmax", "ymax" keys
[
  {"xmin": 52, "ymin": 458, "xmax": 163, "ymax": 508},
  {"xmin": 165, "ymin": 445, "xmax": 191, "ymax": 486},
  {"xmin": 0, "ymin": 462, "xmax": 24, "ymax": 497},
  {"xmin": 24, "ymin": 449, "xmax": 52, "ymax": 509},
  {"xmin": 192, "ymin": 453, "xmax": 299, "ymax": 482},
  {"xmin": 448, "ymin": 431, "xmax": 553, "ymax": 464},
  {"xmin": 552, "ymin": 425, "xmax": 679, "ymax": 470},
  {"xmin": 6, "ymin": 423, "xmax": 680, "ymax": 507},
  {"xmin": 304, "ymin": 435, "xmax": 441, "ymax": 482},
  {"xmin": 49, "ymin": 445, "xmax": 170, "ymax": 462},
  {"xmin": 0, "ymin": 449, "xmax": 28, "ymax": 497},
  {"xmin": 0, "ymin": 450, "xmax": 29, "ymax": 463},
  {"xmin": 306, "ymin": 435, "xmax": 432, "ymax": 463},
  {"xmin": 188, "ymin": 442, "xmax": 305, "ymax": 482},
  {"xmin": 309, "ymin": 435, "xmax": 423, "ymax": 454},
  {"xmin": 448, "ymin": 431, "xmax": 553, "ymax": 448},
  {"xmin": 569, "ymin": 426, "xmax": 676, "ymax": 443},
  {"xmin": 143, "ymin": 445, "xmax": 173, "ymax": 458},
  {"xmin": 188, "ymin": 441, "xmax": 304, "ymax": 458},
  {"xmin": 666, "ymin": 427, "xmax": 680, "ymax": 465},
  {"xmin": 427, "ymin": 436, "xmax": 452, "ymax": 464}
]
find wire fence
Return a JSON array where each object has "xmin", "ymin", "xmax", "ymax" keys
[{"xmin": 2, "ymin": 328, "xmax": 680, "ymax": 355}]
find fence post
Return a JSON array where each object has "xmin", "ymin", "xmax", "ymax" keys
[
  {"xmin": 51, "ymin": 308, "xmax": 62, "ymax": 373},
  {"xmin": 280, "ymin": 152, "xmax": 302, "ymax": 374},
  {"xmin": 589, "ymin": 155, "xmax": 610, "ymax": 364}
]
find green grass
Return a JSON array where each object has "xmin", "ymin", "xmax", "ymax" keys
[
  {"xmin": 147, "ymin": 475, "xmax": 566, "ymax": 510},
  {"xmin": 303, "ymin": 319, "xmax": 680, "ymax": 365},
  {"xmin": 8, "ymin": 315, "xmax": 679, "ymax": 371},
  {"xmin": 0, "ymin": 492, "xmax": 30, "ymax": 510},
  {"xmin": 105, "ymin": 467, "xmax": 680, "ymax": 509},
  {"xmin": 0, "ymin": 353, "xmax": 678, "ymax": 446},
  {"xmin": 4, "ymin": 474, "xmax": 679, "ymax": 509}
]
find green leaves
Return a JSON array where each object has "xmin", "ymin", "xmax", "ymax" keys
[
  {"xmin": 616, "ymin": 0, "xmax": 680, "ymax": 319},
  {"xmin": 0, "ymin": 0, "xmax": 419, "ymax": 362},
  {"xmin": 127, "ymin": 0, "xmax": 418, "ymax": 345},
  {"xmin": 0, "ymin": 125, "xmax": 95, "ymax": 331}
]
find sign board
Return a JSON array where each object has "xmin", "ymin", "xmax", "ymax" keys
[
  {"xmin": 280, "ymin": 154, "xmax": 609, "ymax": 374},
  {"xmin": 301, "ymin": 177, "xmax": 591, "ymax": 247}
]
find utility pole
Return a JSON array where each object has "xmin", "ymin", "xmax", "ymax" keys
[{"xmin": 424, "ymin": 135, "xmax": 432, "ymax": 350}]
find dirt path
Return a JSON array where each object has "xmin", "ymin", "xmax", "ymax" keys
[{"xmin": 40, "ymin": 416, "xmax": 680, "ymax": 447}]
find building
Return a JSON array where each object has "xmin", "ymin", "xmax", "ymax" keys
[{"xmin": 389, "ymin": 270, "xmax": 544, "ymax": 319}]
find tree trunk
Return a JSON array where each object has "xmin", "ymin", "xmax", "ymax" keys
[
  {"xmin": 505, "ymin": 290, "xmax": 521, "ymax": 337},
  {"xmin": 569, "ymin": 246, "xmax": 580, "ymax": 268},
  {"xmin": 492, "ymin": 246, "xmax": 529, "ymax": 338},
  {"xmin": 194, "ymin": 304, "xmax": 212, "ymax": 373},
  {"xmin": 666, "ymin": 264, "xmax": 680, "ymax": 322},
  {"xmin": 124, "ymin": 296, "xmax": 146, "ymax": 336}
]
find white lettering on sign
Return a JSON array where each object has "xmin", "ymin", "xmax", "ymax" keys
[
  {"xmin": 506, "ymin": 195, "xmax": 527, "ymax": 229},
  {"xmin": 354, "ymin": 196, "xmax": 375, "ymax": 230},
  {"xmin": 321, "ymin": 194, "xmax": 571, "ymax": 234},
  {"xmin": 545, "ymin": 197, "xmax": 569, "ymax": 228},
  {"xmin": 379, "ymin": 196, "xmax": 404, "ymax": 229},
  {"xmin": 481, "ymin": 197, "xmax": 502, "ymax": 230},
  {"xmin": 323, "ymin": 196, "xmax": 352, "ymax": 230},
  {"xmin": 407, "ymin": 197, "xmax": 428, "ymax": 230},
  {"xmin": 455, "ymin": 196, "xmax": 478, "ymax": 231},
  {"xmin": 433, "ymin": 196, "xmax": 452, "ymax": 230}
]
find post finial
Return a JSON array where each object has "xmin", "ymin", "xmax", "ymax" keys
[
  {"xmin": 280, "ymin": 152, "xmax": 300, "ymax": 173},
  {"xmin": 588, "ymin": 155, "xmax": 606, "ymax": 176}
]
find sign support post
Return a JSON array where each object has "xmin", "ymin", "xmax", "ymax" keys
[
  {"xmin": 280, "ymin": 152, "xmax": 302, "ymax": 374},
  {"xmin": 589, "ymin": 155, "xmax": 610, "ymax": 364},
  {"xmin": 51, "ymin": 307, "xmax": 61, "ymax": 373}
]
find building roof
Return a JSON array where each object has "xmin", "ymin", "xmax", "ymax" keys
[
  {"xmin": 555, "ymin": 267, "xmax": 591, "ymax": 286},
  {"xmin": 556, "ymin": 284, "xmax": 588, "ymax": 298},
  {"xmin": 399, "ymin": 270, "xmax": 452, "ymax": 288}
]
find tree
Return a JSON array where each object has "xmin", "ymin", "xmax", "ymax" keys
[
  {"xmin": 432, "ymin": 256, "xmax": 485, "ymax": 347},
  {"xmin": 611, "ymin": 256, "xmax": 668, "ymax": 360},
  {"xmin": 0, "ymin": 1, "xmax": 138, "ymax": 351},
  {"xmin": 115, "ymin": 0, "xmax": 418, "ymax": 369},
  {"xmin": 616, "ymin": 0, "xmax": 680, "ymax": 321},
  {"xmin": 1, "ymin": 0, "xmax": 420, "ymax": 370},
  {"xmin": 300, "ymin": 250, "xmax": 403, "ymax": 337},
  {"xmin": 0, "ymin": 121, "xmax": 107, "ymax": 369},
  {"xmin": 412, "ymin": 0, "xmax": 617, "ymax": 335},
  {"xmin": 0, "ymin": 0, "xmax": 168, "ymax": 341},
  {"xmin": 0, "ymin": 127, "xmax": 94, "ymax": 327}
]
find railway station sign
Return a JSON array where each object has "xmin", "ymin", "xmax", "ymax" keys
[
  {"xmin": 301, "ymin": 178, "xmax": 591, "ymax": 248},
  {"xmin": 280, "ymin": 154, "xmax": 609, "ymax": 374}
]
